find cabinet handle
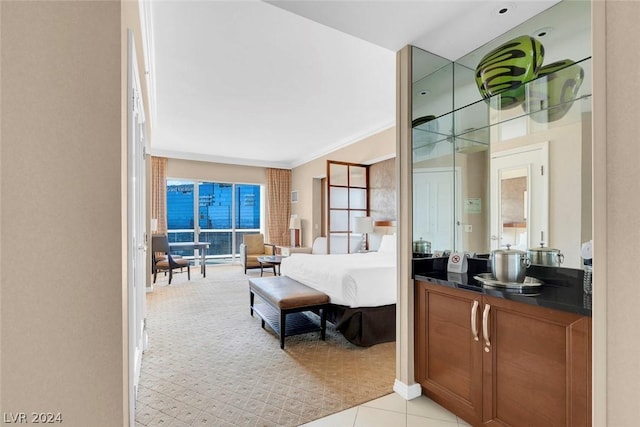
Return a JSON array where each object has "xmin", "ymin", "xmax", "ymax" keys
[
  {"xmin": 471, "ymin": 300, "xmax": 479, "ymax": 341},
  {"xmin": 482, "ymin": 304, "xmax": 491, "ymax": 347}
]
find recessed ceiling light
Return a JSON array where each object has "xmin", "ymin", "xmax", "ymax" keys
[
  {"xmin": 533, "ymin": 27, "xmax": 554, "ymax": 38},
  {"xmin": 494, "ymin": 3, "xmax": 515, "ymax": 16}
]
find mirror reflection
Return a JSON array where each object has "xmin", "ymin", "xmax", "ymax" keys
[
  {"xmin": 411, "ymin": 0, "xmax": 591, "ymax": 268},
  {"xmin": 498, "ymin": 168, "xmax": 528, "ymax": 250}
]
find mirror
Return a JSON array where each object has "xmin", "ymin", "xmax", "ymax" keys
[
  {"xmin": 412, "ymin": 1, "xmax": 591, "ymax": 268},
  {"xmin": 498, "ymin": 170, "xmax": 529, "ymax": 250}
]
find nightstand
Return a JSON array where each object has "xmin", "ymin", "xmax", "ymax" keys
[{"xmin": 276, "ymin": 246, "xmax": 312, "ymax": 256}]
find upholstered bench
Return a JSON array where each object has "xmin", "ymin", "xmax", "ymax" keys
[{"xmin": 248, "ymin": 276, "xmax": 329, "ymax": 349}]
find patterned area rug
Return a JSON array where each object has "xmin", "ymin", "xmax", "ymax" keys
[{"xmin": 136, "ymin": 265, "xmax": 395, "ymax": 426}]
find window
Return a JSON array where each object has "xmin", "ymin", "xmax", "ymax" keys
[
  {"xmin": 166, "ymin": 179, "xmax": 263, "ymax": 264},
  {"xmin": 166, "ymin": 180, "xmax": 195, "ymax": 250}
]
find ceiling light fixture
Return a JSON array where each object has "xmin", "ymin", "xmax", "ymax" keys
[
  {"xmin": 533, "ymin": 27, "xmax": 554, "ymax": 38},
  {"xmin": 494, "ymin": 3, "xmax": 515, "ymax": 16}
]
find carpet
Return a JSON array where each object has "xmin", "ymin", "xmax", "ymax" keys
[{"xmin": 135, "ymin": 265, "xmax": 395, "ymax": 427}]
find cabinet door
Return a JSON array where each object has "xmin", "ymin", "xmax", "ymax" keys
[
  {"xmin": 481, "ymin": 295, "xmax": 591, "ymax": 427},
  {"xmin": 415, "ymin": 280, "xmax": 483, "ymax": 425}
]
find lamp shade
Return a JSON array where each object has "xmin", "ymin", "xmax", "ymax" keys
[
  {"xmin": 354, "ymin": 216, "xmax": 374, "ymax": 234},
  {"xmin": 289, "ymin": 217, "xmax": 301, "ymax": 230}
]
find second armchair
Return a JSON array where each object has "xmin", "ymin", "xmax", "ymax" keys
[{"xmin": 240, "ymin": 233, "xmax": 275, "ymax": 274}]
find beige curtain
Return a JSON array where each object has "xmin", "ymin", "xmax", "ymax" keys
[
  {"xmin": 151, "ymin": 156, "xmax": 168, "ymax": 234},
  {"xmin": 266, "ymin": 168, "xmax": 291, "ymax": 246}
]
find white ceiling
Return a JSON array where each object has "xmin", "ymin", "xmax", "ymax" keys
[{"xmin": 145, "ymin": 0, "xmax": 561, "ymax": 169}]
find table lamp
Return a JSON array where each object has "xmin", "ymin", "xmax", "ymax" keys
[
  {"xmin": 289, "ymin": 216, "xmax": 301, "ymax": 247},
  {"xmin": 354, "ymin": 216, "xmax": 374, "ymax": 252}
]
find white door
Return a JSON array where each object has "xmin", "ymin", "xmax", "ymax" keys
[
  {"xmin": 413, "ymin": 168, "xmax": 462, "ymax": 253},
  {"xmin": 490, "ymin": 142, "xmax": 549, "ymax": 251},
  {"xmin": 127, "ymin": 30, "xmax": 147, "ymax": 426}
]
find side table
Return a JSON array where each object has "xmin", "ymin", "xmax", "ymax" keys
[
  {"xmin": 256, "ymin": 255, "xmax": 283, "ymax": 277},
  {"xmin": 276, "ymin": 246, "xmax": 312, "ymax": 256}
]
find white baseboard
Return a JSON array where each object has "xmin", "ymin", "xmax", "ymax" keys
[{"xmin": 393, "ymin": 379, "xmax": 422, "ymax": 400}]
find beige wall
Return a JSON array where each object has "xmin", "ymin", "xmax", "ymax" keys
[
  {"xmin": 581, "ymin": 112, "xmax": 593, "ymax": 243},
  {"xmin": 291, "ymin": 127, "xmax": 395, "ymax": 247},
  {"xmin": 369, "ymin": 158, "xmax": 397, "ymax": 221},
  {"xmin": 167, "ymin": 158, "xmax": 267, "ymax": 185},
  {"xmin": 595, "ymin": 1, "xmax": 640, "ymax": 425},
  {"xmin": 396, "ymin": 45, "xmax": 415, "ymax": 391},
  {"xmin": 1, "ymin": 2, "xmax": 126, "ymax": 425},
  {"xmin": 460, "ymin": 150, "xmax": 489, "ymax": 254}
]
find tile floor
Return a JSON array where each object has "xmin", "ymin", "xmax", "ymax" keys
[{"xmin": 301, "ymin": 392, "xmax": 471, "ymax": 427}]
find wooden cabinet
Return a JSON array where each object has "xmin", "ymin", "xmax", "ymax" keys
[
  {"xmin": 415, "ymin": 280, "xmax": 591, "ymax": 427},
  {"xmin": 415, "ymin": 280, "xmax": 484, "ymax": 424}
]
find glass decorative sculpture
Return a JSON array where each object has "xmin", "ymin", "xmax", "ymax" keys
[
  {"xmin": 525, "ymin": 59, "xmax": 585, "ymax": 123},
  {"xmin": 475, "ymin": 35, "xmax": 545, "ymax": 110}
]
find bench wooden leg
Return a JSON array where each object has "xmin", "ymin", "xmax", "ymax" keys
[
  {"xmin": 250, "ymin": 291, "xmax": 255, "ymax": 317},
  {"xmin": 320, "ymin": 307, "xmax": 327, "ymax": 341},
  {"xmin": 280, "ymin": 310, "xmax": 286, "ymax": 349}
]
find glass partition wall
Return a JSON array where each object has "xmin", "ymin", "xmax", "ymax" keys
[
  {"xmin": 412, "ymin": 0, "xmax": 592, "ymax": 267},
  {"xmin": 327, "ymin": 161, "xmax": 370, "ymax": 254}
]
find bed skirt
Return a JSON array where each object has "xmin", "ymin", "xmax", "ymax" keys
[{"xmin": 321, "ymin": 303, "xmax": 396, "ymax": 347}]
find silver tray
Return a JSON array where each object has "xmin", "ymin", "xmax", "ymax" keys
[{"xmin": 473, "ymin": 273, "xmax": 543, "ymax": 289}]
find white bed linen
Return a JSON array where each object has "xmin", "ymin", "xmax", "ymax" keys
[{"xmin": 279, "ymin": 251, "xmax": 396, "ymax": 308}]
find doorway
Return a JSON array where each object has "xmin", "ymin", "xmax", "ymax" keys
[
  {"xmin": 127, "ymin": 30, "xmax": 147, "ymax": 426},
  {"xmin": 413, "ymin": 167, "xmax": 462, "ymax": 253},
  {"xmin": 490, "ymin": 142, "xmax": 549, "ymax": 251}
]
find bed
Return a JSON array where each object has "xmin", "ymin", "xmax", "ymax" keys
[{"xmin": 279, "ymin": 234, "xmax": 396, "ymax": 346}]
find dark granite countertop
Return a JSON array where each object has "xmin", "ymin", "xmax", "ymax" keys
[{"xmin": 413, "ymin": 257, "xmax": 591, "ymax": 317}]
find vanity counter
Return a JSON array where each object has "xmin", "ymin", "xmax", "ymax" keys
[{"xmin": 413, "ymin": 257, "xmax": 591, "ymax": 317}]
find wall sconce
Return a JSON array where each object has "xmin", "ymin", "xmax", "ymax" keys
[
  {"xmin": 289, "ymin": 216, "xmax": 301, "ymax": 247},
  {"xmin": 353, "ymin": 216, "xmax": 374, "ymax": 252}
]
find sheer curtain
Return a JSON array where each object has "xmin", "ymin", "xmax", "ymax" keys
[
  {"xmin": 151, "ymin": 156, "xmax": 168, "ymax": 234},
  {"xmin": 266, "ymin": 168, "xmax": 291, "ymax": 246}
]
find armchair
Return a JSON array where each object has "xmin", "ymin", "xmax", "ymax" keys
[
  {"xmin": 240, "ymin": 233, "xmax": 275, "ymax": 274},
  {"xmin": 152, "ymin": 234, "xmax": 191, "ymax": 285}
]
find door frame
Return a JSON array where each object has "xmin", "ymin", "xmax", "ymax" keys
[
  {"xmin": 127, "ymin": 29, "xmax": 147, "ymax": 426},
  {"xmin": 490, "ymin": 142, "xmax": 549, "ymax": 251}
]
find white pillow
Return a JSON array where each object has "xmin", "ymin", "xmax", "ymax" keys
[
  {"xmin": 377, "ymin": 234, "xmax": 396, "ymax": 253},
  {"xmin": 311, "ymin": 237, "xmax": 328, "ymax": 254}
]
